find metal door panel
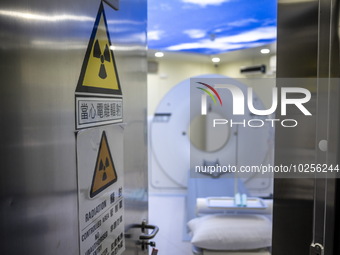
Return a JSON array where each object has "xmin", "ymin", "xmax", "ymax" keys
[
  {"xmin": 275, "ymin": 0, "xmax": 340, "ymax": 254},
  {"xmin": 274, "ymin": 1, "xmax": 318, "ymax": 254},
  {"xmin": 0, "ymin": 0, "xmax": 147, "ymax": 254}
]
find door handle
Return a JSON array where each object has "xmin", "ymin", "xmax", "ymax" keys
[
  {"xmin": 139, "ymin": 223, "xmax": 159, "ymax": 240},
  {"xmin": 129, "ymin": 220, "xmax": 159, "ymax": 240},
  {"xmin": 128, "ymin": 220, "xmax": 159, "ymax": 251}
]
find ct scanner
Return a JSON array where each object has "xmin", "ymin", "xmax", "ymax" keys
[{"xmin": 150, "ymin": 75, "xmax": 274, "ymax": 254}]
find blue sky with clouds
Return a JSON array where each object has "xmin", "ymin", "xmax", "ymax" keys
[{"xmin": 148, "ymin": 0, "xmax": 277, "ymax": 54}]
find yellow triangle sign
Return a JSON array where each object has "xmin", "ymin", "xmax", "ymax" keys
[
  {"xmin": 90, "ymin": 131, "xmax": 118, "ymax": 198},
  {"xmin": 76, "ymin": 3, "xmax": 122, "ymax": 95}
]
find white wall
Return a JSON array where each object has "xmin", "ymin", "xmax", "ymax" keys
[
  {"xmin": 217, "ymin": 55, "xmax": 276, "ymax": 108},
  {"xmin": 218, "ymin": 55, "xmax": 273, "ymax": 78},
  {"xmin": 148, "ymin": 53, "xmax": 276, "ymax": 115},
  {"xmin": 148, "ymin": 58, "xmax": 216, "ymax": 115}
]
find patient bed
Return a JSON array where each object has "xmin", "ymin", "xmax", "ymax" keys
[
  {"xmin": 193, "ymin": 247, "xmax": 271, "ymax": 255},
  {"xmin": 188, "ymin": 197, "xmax": 273, "ymax": 255}
]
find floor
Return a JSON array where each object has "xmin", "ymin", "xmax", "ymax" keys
[{"xmin": 149, "ymin": 194, "xmax": 193, "ymax": 255}]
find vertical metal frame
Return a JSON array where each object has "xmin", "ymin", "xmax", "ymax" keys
[{"xmin": 312, "ymin": 0, "xmax": 340, "ymax": 254}]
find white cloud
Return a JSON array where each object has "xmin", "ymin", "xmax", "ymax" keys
[
  {"xmin": 221, "ymin": 26, "xmax": 276, "ymax": 43},
  {"xmin": 166, "ymin": 26, "xmax": 276, "ymax": 51},
  {"xmin": 182, "ymin": 0, "xmax": 231, "ymax": 7},
  {"xmin": 183, "ymin": 29, "xmax": 206, "ymax": 39},
  {"xmin": 262, "ymin": 18, "xmax": 276, "ymax": 26},
  {"xmin": 228, "ymin": 18, "xmax": 258, "ymax": 27},
  {"xmin": 148, "ymin": 30, "xmax": 164, "ymax": 41}
]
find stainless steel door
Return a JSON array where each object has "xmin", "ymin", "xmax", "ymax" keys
[
  {"xmin": 0, "ymin": 0, "xmax": 148, "ymax": 254},
  {"xmin": 274, "ymin": 2, "xmax": 318, "ymax": 253},
  {"xmin": 274, "ymin": 0, "xmax": 340, "ymax": 254},
  {"xmin": 311, "ymin": 0, "xmax": 339, "ymax": 253}
]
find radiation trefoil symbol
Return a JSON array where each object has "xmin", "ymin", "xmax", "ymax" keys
[
  {"xmin": 93, "ymin": 40, "xmax": 111, "ymax": 79},
  {"xmin": 90, "ymin": 131, "xmax": 117, "ymax": 198},
  {"xmin": 99, "ymin": 157, "xmax": 110, "ymax": 181}
]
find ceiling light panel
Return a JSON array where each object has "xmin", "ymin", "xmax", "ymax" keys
[{"xmin": 148, "ymin": 0, "xmax": 277, "ymax": 54}]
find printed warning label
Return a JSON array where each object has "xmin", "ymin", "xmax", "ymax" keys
[
  {"xmin": 77, "ymin": 127, "xmax": 125, "ymax": 255},
  {"xmin": 76, "ymin": 97, "xmax": 123, "ymax": 129}
]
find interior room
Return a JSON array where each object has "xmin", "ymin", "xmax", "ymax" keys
[
  {"xmin": 148, "ymin": 46, "xmax": 277, "ymax": 255},
  {"xmin": 147, "ymin": 1, "xmax": 277, "ymax": 254}
]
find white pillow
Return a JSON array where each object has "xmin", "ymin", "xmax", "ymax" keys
[{"xmin": 187, "ymin": 214, "xmax": 272, "ymax": 251}]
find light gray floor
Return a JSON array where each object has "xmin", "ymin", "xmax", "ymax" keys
[{"xmin": 149, "ymin": 194, "xmax": 193, "ymax": 255}]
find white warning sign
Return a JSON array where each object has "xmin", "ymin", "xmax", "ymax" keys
[
  {"xmin": 77, "ymin": 126, "xmax": 125, "ymax": 255},
  {"xmin": 76, "ymin": 97, "xmax": 123, "ymax": 129}
]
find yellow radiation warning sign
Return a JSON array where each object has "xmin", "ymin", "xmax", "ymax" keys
[
  {"xmin": 75, "ymin": 2, "xmax": 123, "ymax": 130},
  {"xmin": 90, "ymin": 131, "xmax": 117, "ymax": 198},
  {"xmin": 76, "ymin": 2, "xmax": 122, "ymax": 95}
]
